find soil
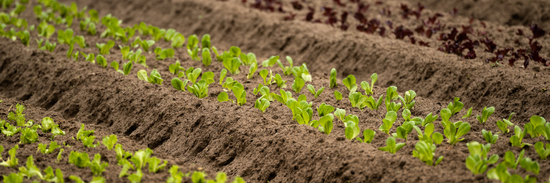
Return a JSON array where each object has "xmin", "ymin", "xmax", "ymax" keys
[{"xmin": 0, "ymin": 0, "xmax": 549, "ymax": 182}]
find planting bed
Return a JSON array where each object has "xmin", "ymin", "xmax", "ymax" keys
[{"xmin": 0, "ymin": 0, "xmax": 550, "ymax": 182}]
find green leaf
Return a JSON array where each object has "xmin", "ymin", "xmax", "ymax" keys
[
  {"xmin": 102, "ymin": 134, "xmax": 117, "ymax": 150},
  {"xmin": 262, "ymin": 56, "xmax": 279, "ymax": 67},
  {"xmin": 462, "ymin": 107, "xmax": 473, "ymax": 119},
  {"xmin": 342, "ymin": 75, "xmax": 357, "ymax": 93},
  {"xmin": 334, "ymin": 91, "xmax": 343, "ymax": 101},
  {"xmin": 201, "ymin": 34, "xmax": 211, "ymax": 49},
  {"xmin": 223, "ymin": 57, "xmax": 242, "ymax": 75},
  {"xmin": 378, "ymin": 136, "xmax": 404, "ymax": 154},
  {"xmin": 148, "ymin": 157, "xmax": 167, "ymax": 173},
  {"xmin": 291, "ymin": 78, "xmax": 305, "ymax": 93},
  {"xmin": 187, "ymin": 34, "xmax": 199, "ymax": 50},
  {"xmin": 362, "ymin": 129, "xmax": 375, "ymax": 143},
  {"xmin": 96, "ymin": 54, "xmax": 107, "ymax": 68},
  {"xmin": 69, "ymin": 151, "xmax": 91, "ymax": 168},
  {"xmin": 202, "ymin": 48, "xmax": 212, "ymax": 67},
  {"xmin": 217, "ymin": 92, "xmax": 230, "ymax": 102}
]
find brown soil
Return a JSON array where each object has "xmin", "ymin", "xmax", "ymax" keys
[{"xmin": 0, "ymin": 0, "xmax": 550, "ymax": 182}]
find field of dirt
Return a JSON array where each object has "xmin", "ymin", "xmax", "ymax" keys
[{"xmin": 1, "ymin": 0, "xmax": 550, "ymax": 182}]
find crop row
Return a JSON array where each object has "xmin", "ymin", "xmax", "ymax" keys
[
  {"xmin": 1, "ymin": 0, "xmax": 550, "ymax": 182},
  {"xmin": 244, "ymin": 0, "xmax": 550, "ymax": 68}
]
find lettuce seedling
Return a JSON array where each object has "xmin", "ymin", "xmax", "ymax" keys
[
  {"xmin": 379, "ymin": 136, "xmax": 405, "ymax": 154},
  {"xmin": 520, "ymin": 157, "xmax": 540, "ymax": 175},
  {"xmin": 537, "ymin": 123, "xmax": 550, "ymax": 140},
  {"xmin": 255, "ymin": 97, "xmax": 270, "ymax": 113},
  {"xmin": 413, "ymin": 141, "xmax": 443, "ymax": 166},
  {"xmin": 219, "ymin": 69, "xmax": 227, "ymax": 85},
  {"xmin": 421, "ymin": 113, "xmax": 438, "ymax": 127},
  {"xmin": 76, "ymin": 124, "xmax": 95, "ymax": 141},
  {"xmin": 262, "ymin": 55, "xmax": 279, "ymax": 67},
  {"xmin": 188, "ymin": 80, "xmax": 209, "ymax": 98},
  {"xmin": 228, "ymin": 46, "xmax": 241, "ymax": 58},
  {"xmin": 307, "ymin": 85, "xmax": 324, "ymax": 99},
  {"xmin": 150, "ymin": 27, "xmax": 165, "ymax": 41},
  {"xmin": 317, "ymin": 103, "xmax": 335, "ymax": 117},
  {"xmin": 364, "ymin": 95, "xmax": 384, "ymax": 110},
  {"xmin": 96, "ymin": 55, "xmax": 108, "ymax": 68},
  {"xmin": 169, "ymin": 60, "xmax": 185, "ymax": 75},
  {"xmin": 56, "ymin": 149, "xmax": 64, "ymax": 163},
  {"xmin": 291, "ymin": 78, "xmax": 305, "ymax": 94},
  {"xmin": 137, "ymin": 69, "xmax": 163, "ymax": 85},
  {"xmin": 19, "ymin": 156, "xmax": 43, "ymax": 180},
  {"xmin": 503, "ymin": 150, "xmax": 524, "ymax": 169},
  {"xmin": 259, "ymin": 69, "xmax": 270, "ymax": 85},
  {"xmin": 217, "ymin": 92, "xmax": 232, "ymax": 103},
  {"xmin": 8, "ymin": 103, "xmax": 25, "ymax": 126},
  {"xmin": 43, "ymin": 167, "xmax": 63, "ymax": 183},
  {"xmin": 202, "ymin": 71, "xmax": 215, "ymax": 85},
  {"xmin": 3, "ymin": 173, "xmax": 23, "ymax": 183},
  {"xmin": 247, "ymin": 62, "xmax": 258, "ymax": 79},
  {"xmin": 201, "ymin": 48, "xmax": 211, "ymax": 66},
  {"xmin": 357, "ymin": 129, "xmax": 375, "ymax": 143},
  {"xmin": 349, "ymin": 92, "xmax": 366, "ymax": 110},
  {"xmin": 102, "ymin": 134, "xmax": 117, "ymax": 150},
  {"xmin": 274, "ymin": 89, "xmax": 293, "ymax": 105},
  {"xmin": 37, "ymin": 141, "xmax": 60, "ymax": 154},
  {"xmin": 0, "ymin": 145, "xmax": 18, "ymax": 167},
  {"xmin": 443, "ymin": 121, "xmax": 470, "ymax": 145},
  {"xmin": 58, "ymin": 28, "xmax": 74, "ymax": 46},
  {"xmin": 497, "ymin": 113, "xmax": 515, "ymax": 133},
  {"xmin": 232, "ymin": 82, "xmax": 247, "ymax": 106},
  {"xmin": 201, "ymin": 34, "xmax": 211, "ymax": 49},
  {"xmin": 482, "ymin": 129, "xmax": 498, "ymax": 144},
  {"xmin": 399, "ymin": 90, "xmax": 416, "ymax": 110},
  {"xmin": 476, "ymin": 106, "xmax": 495, "ymax": 124},
  {"xmin": 115, "ymin": 144, "xmax": 132, "ymax": 165},
  {"xmin": 289, "ymin": 100, "xmax": 313, "ymax": 125},
  {"xmin": 16, "ymin": 30, "xmax": 29, "ymax": 46},
  {"xmin": 148, "ymin": 157, "xmax": 167, "ymax": 173},
  {"xmin": 241, "ymin": 53, "xmax": 257, "ymax": 66},
  {"xmin": 223, "ymin": 57, "xmax": 242, "ymax": 75},
  {"xmin": 96, "ymin": 40, "xmax": 114, "ymax": 55},
  {"xmin": 384, "ymin": 86, "xmax": 400, "ymax": 110},
  {"xmin": 171, "ymin": 33, "xmax": 185, "ymax": 48},
  {"xmin": 291, "ymin": 63, "xmax": 312, "ymax": 82},
  {"xmin": 414, "ymin": 123, "xmax": 444, "ymax": 144},
  {"xmin": 20, "ymin": 127, "xmax": 38, "ymax": 144},
  {"xmin": 525, "ymin": 115, "xmax": 546, "ymax": 138},
  {"xmin": 2, "ymin": 122, "xmax": 20, "ymax": 136},
  {"xmin": 113, "ymin": 61, "xmax": 133, "ymax": 75},
  {"xmin": 329, "ymin": 68, "xmax": 337, "ymax": 88},
  {"xmin": 91, "ymin": 153, "xmax": 109, "ymax": 176},
  {"xmin": 37, "ymin": 21, "xmax": 55, "ymax": 39},
  {"xmin": 534, "ymin": 142, "xmax": 550, "ymax": 160},
  {"xmin": 82, "ymin": 135, "xmax": 98, "ymax": 148},
  {"xmin": 447, "ymin": 97, "xmax": 464, "ymax": 115},
  {"xmin": 139, "ymin": 39, "xmax": 155, "ymax": 52},
  {"xmin": 462, "ymin": 107, "xmax": 473, "ymax": 119},
  {"xmin": 185, "ymin": 68, "xmax": 201, "ymax": 84},
  {"xmin": 69, "ymin": 151, "xmax": 91, "ymax": 168},
  {"xmin": 81, "ymin": 52, "xmax": 95, "ymax": 63},
  {"xmin": 342, "ymin": 75, "xmax": 357, "ymax": 94},
  {"xmin": 132, "ymin": 148, "xmax": 153, "ymax": 170},
  {"xmin": 344, "ymin": 115, "xmax": 361, "ymax": 140},
  {"xmin": 510, "ymin": 125, "xmax": 531, "ymax": 148},
  {"xmin": 393, "ymin": 121, "xmax": 414, "ymax": 140},
  {"xmin": 170, "ymin": 78, "xmax": 188, "ymax": 92},
  {"xmin": 332, "ymin": 91, "xmax": 342, "ymax": 101},
  {"xmin": 465, "ymin": 141, "xmax": 499, "ymax": 175},
  {"xmin": 167, "ymin": 165, "xmax": 184, "ymax": 183},
  {"xmin": 310, "ymin": 114, "xmax": 334, "ymax": 135},
  {"xmin": 252, "ymin": 83, "xmax": 264, "ymax": 95},
  {"xmin": 187, "ymin": 34, "xmax": 199, "ymax": 50},
  {"xmin": 360, "ymin": 73, "xmax": 378, "ymax": 95},
  {"xmin": 154, "ymin": 47, "xmax": 175, "ymax": 60},
  {"xmin": 379, "ymin": 111, "xmax": 397, "ymax": 134},
  {"xmin": 486, "ymin": 164, "xmax": 535, "ymax": 183}
]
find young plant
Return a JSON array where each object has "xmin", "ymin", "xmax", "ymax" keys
[
  {"xmin": 223, "ymin": 57, "xmax": 242, "ymax": 75},
  {"xmin": 329, "ymin": 68, "xmax": 337, "ymax": 88},
  {"xmin": 154, "ymin": 47, "xmax": 175, "ymax": 60},
  {"xmin": 17, "ymin": 30, "xmax": 29, "ymax": 46},
  {"xmin": 384, "ymin": 86, "xmax": 400, "ymax": 111},
  {"xmin": 171, "ymin": 33, "xmax": 185, "ymax": 48},
  {"xmin": 231, "ymin": 82, "xmax": 247, "ymax": 106},
  {"xmin": 525, "ymin": 115, "xmax": 546, "ymax": 138},
  {"xmin": 137, "ymin": 69, "xmax": 163, "ymax": 85},
  {"xmin": 310, "ymin": 114, "xmax": 334, "ymax": 135},
  {"xmin": 465, "ymin": 141, "xmax": 499, "ymax": 175},
  {"xmin": 413, "ymin": 123, "xmax": 444, "ymax": 144},
  {"xmin": 96, "ymin": 54, "xmax": 108, "ymax": 68},
  {"xmin": 2, "ymin": 122, "xmax": 21, "ymax": 136},
  {"xmin": 393, "ymin": 121, "xmax": 414, "ymax": 141},
  {"xmin": 254, "ymin": 97, "xmax": 270, "ymax": 113},
  {"xmin": 131, "ymin": 148, "xmax": 153, "ymax": 170},
  {"xmin": 261, "ymin": 55, "xmax": 279, "ymax": 67},
  {"xmin": 114, "ymin": 61, "xmax": 133, "ymax": 75},
  {"xmin": 399, "ymin": 90, "xmax": 416, "ymax": 110},
  {"xmin": 342, "ymin": 75, "xmax": 357, "ymax": 93},
  {"xmin": 487, "ymin": 164, "xmax": 537, "ymax": 183},
  {"xmin": 289, "ymin": 100, "xmax": 313, "ymax": 125},
  {"xmin": 334, "ymin": 91, "xmax": 343, "ymax": 101},
  {"xmin": 462, "ymin": 107, "xmax": 473, "ymax": 119},
  {"xmin": 447, "ymin": 97, "xmax": 464, "ymax": 115},
  {"xmin": 20, "ymin": 127, "xmax": 39, "ymax": 144},
  {"xmin": 102, "ymin": 134, "xmax": 117, "ymax": 150},
  {"xmin": 520, "ymin": 157, "xmax": 540, "ymax": 175},
  {"xmin": 344, "ymin": 115, "xmax": 361, "ymax": 140},
  {"xmin": 91, "ymin": 153, "xmax": 109, "ymax": 176},
  {"xmin": 188, "ymin": 80, "xmax": 209, "ymax": 98},
  {"xmin": 169, "ymin": 60, "xmax": 185, "ymax": 76},
  {"xmin": 421, "ymin": 113, "xmax": 439, "ymax": 127},
  {"xmin": 534, "ymin": 142, "xmax": 550, "ymax": 160},
  {"xmin": 0, "ymin": 145, "xmax": 19, "ymax": 168},
  {"xmin": 37, "ymin": 141, "xmax": 60, "ymax": 154},
  {"xmin": 69, "ymin": 151, "xmax": 91, "ymax": 168},
  {"xmin": 187, "ymin": 34, "xmax": 199, "ymax": 50},
  {"xmin": 148, "ymin": 157, "xmax": 167, "ymax": 173},
  {"xmin": 476, "ymin": 106, "xmax": 495, "ymax": 124},
  {"xmin": 274, "ymin": 89, "xmax": 293, "ymax": 105},
  {"xmin": 443, "ymin": 121, "xmax": 471, "ymax": 145},
  {"xmin": 379, "ymin": 111, "xmax": 397, "ymax": 135},
  {"xmin": 115, "ymin": 144, "xmax": 132, "ymax": 165},
  {"xmin": 356, "ymin": 129, "xmax": 376, "ymax": 143},
  {"xmin": 8, "ymin": 103, "xmax": 26, "ymax": 126},
  {"xmin": 241, "ymin": 52, "xmax": 257, "ymax": 66},
  {"xmin": 413, "ymin": 141, "xmax": 443, "ymax": 166},
  {"xmin": 186, "ymin": 68, "xmax": 202, "ymax": 84},
  {"xmin": 95, "ymin": 40, "xmax": 115, "ymax": 55},
  {"xmin": 360, "ymin": 73, "xmax": 377, "ymax": 95},
  {"xmin": 378, "ymin": 136, "xmax": 405, "ymax": 154},
  {"xmin": 139, "ymin": 39, "xmax": 155, "ymax": 52},
  {"xmin": 273, "ymin": 74, "xmax": 287, "ymax": 88},
  {"xmin": 307, "ymin": 84, "xmax": 324, "ymax": 99},
  {"xmin": 503, "ymin": 150, "xmax": 524, "ymax": 169},
  {"xmin": 247, "ymin": 62, "xmax": 258, "ymax": 79},
  {"xmin": 291, "ymin": 78, "xmax": 305, "ymax": 94},
  {"xmin": 497, "ymin": 119, "xmax": 514, "ymax": 134},
  {"xmin": 19, "ymin": 156, "xmax": 43, "ymax": 180},
  {"xmin": 317, "ymin": 103, "xmax": 335, "ymax": 117},
  {"xmin": 481, "ymin": 129, "xmax": 498, "ymax": 144},
  {"xmin": 277, "ymin": 56, "xmax": 292, "ymax": 75},
  {"xmin": 510, "ymin": 125, "xmax": 531, "ymax": 148},
  {"xmin": 537, "ymin": 123, "xmax": 550, "ymax": 140},
  {"xmin": 349, "ymin": 92, "xmax": 367, "ymax": 111}
]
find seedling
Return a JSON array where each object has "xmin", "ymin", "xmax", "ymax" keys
[
  {"xmin": 2, "ymin": 122, "xmax": 21, "ymax": 136},
  {"xmin": 254, "ymin": 97, "xmax": 270, "ymax": 113},
  {"xmin": 37, "ymin": 21, "xmax": 55, "ymax": 39},
  {"xmin": 223, "ymin": 57, "xmax": 242, "ymax": 75},
  {"xmin": 139, "ymin": 39, "xmax": 155, "ymax": 52},
  {"xmin": 307, "ymin": 84, "xmax": 324, "ymax": 99},
  {"xmin": 421, "ymin": 113, "xmax": 438, "ymax": 127},
  {"xmin": 525, "ymin": 115, "xmax": 546, "ymax": 138},
  {"xmin": 379, "ymin": 136, "xmax": 405, "ymax": 154},
  {"xmin": 277, "ymin": 56, "xmax": 293, "ymax": 75},
  {"xmin": 289, "ymin": 100, "xmax": 313, "ymax": 125},
  {"xmin": 413, "ymin": 141, "xmax": 443, "ymax": 166},
  {"xmin": 497, "ymin": 119, "xmax": 514, "ymax": 134},
  {"xmin": 69, "ymin": 151, "xmax": 91, "ymax": 168},
  {"xmin": 534, "ymin": 142, "xmax": 550, "ymax": 160},
  {"xmin": 291, "ymin": 78, "xmax": 305, "ymax": 94},
  {"xmin": 137, "ymin": 69, "xmax": 163, "ymax": 85},
  {"xmin": 344, "ymin": 115, "xmax": 360, "ymax": 140},
  {"xmin": 8, "ymin": 103, "xmax": 26, "ymax": 126},
  {"xmin": 274, "ymin": 89, "xmax": 293, "ymax": 105},
  {"xmin": 259, "ymin": 69, "xmax": 273, "ymax": 85},
  {"xmin": 393, "ymin": 121, "xmax": 414, "ymax": 140},
  {"xmin": 132, "ymin": 148, "xmax": 153, "ymax": 170},
  {"xmin": 384, "ymin": 86, "xmax": 400, "ymax": 110},
  {"xmin": 329, "ymin": 68, "xmax": 337, "ymax": 88},
  {"xmin": 231, "ymin": 82, "xmax": 247, "ymax": 106},
  {"xmin": 448, "ymin": 97, "xmax": 464, "ymax": 115},
  {"xmin": 465, "ymin": 141, "xmax": 499, "ymax": 175},
  {"xmin": 537, "ymin": 123, "xmax": 550, "ymax": 140},
  {"xmin": 148, "ymin": 157, "xmax": 167, "ymax": 173},
  {"xmin": 356, "ymin": 129, "xmax": 375, "ymax": 143},
  {"xmin": 37, "ymin": 141, "xmax": 60, "ymax": 154},
  {"xmin": 413, "ymin": 123, "xmax": 444, "ymax": 144},
  {"xmin": 520, "ymin": 157, "xmax": 540, "ymax": 175},
  {"xmin": 169, "ymin": 60, "xmax": 184, "ymax": 76},
  {"xmin": 342, "ymin": 75, "xmax": 357, "ymax": 93},
  {"xmin": 0, "ymin": 145, "xmax": 19, "ymax": 167},
  {"xmin": 273, "ymin": 74, "xmax": 287, "ymax": 88},
  {"xmin": 477, "ymin": 106, "xmax": 495, "ymax": 124},
  {"xmin": 20, "ymin": 126, "xmax": 39, "ymax": 144},
  {"xmin": 487, "ymin": 164, "xmax": 537, "ymax": 183},
  {"xmin": 91, "ymin": 154, "xmax": 109, "ymax": 176},
  {"xmin": 219, "ymin": 69, "xmax": 227, "ymax": 84},
  {"xmin": 334, "ymin": 91, "xmax": 342, "ymax": 101},
  {"xmin": 379, "ymin": 111, "xmax": 397, "ymax": 135},
  {"xmin": 96, "ymin": 40, "xmax": 115, "ymax": 55},
  {"xmin": 241, "ymin": 52, "xmax": 257, "ymax": 66},
  {"xmin": 510, "ymin": 125, "xmax": 531, "ymax": 148},
  {"xmin": 154, "ymin": 47, "xmax": 175, "ymax": 60},
  {"xmin": 187, "ymin": 34, "xmax": 199, "ymax": 50},
  {"xmin": 291, "ymin": 63, "xmax": 312, "ymax": 82},
  {"xmin": 188, "ymin": 80, "xmax": 209, "ymax": 98},
  {"xmin": 462, "ymin": 107, "xmax": 473, "ymax": 119},
  {"xmin": 247, "ymin": 62, "xmax": 258, "ymax": 79},
  {"xmin": 102, "ymin": 134, "xmax": 117, "ymax": 150},
  {"xmin": 96, "ymin": 54, "xmax": 107, "ymax": 68},
  {"xmin": 360, "ymin": 73, "xmax": 378, "ymax": 95},
  {"xmin": 503, "ymin": 150, "xmax": 524, "ymax": 169},
  {"xmin": 399, "ymin": 90, "xmax": 416, "ymax": 110},
  {"xmin": 201, "ymin": 34, "xmax": 211, "ymax": 49},
  {"xmin": 171, "ymin": 33, "xmax": 185, "ymax": 48},
  {"xmin": 114, "ymin": 61, "xmax": 132, "ymax": 75},
  {"xmin": 443, "ymin": 120, "xmax": 471, "ymax": 145},
  {"xmin": 17, "ymin": 30, "xmax": 29, "ymax": 46},
  {"xmin": 349, "ymin": 92, "xmax": 366, "ymax": 110},
  {"xmin": 115, "ymin": 144, "xmax": 132, "ymax": 165},
  {"xmin": 310, "ymin": 114, "xmax": 334, "ymax": 135},
  {"xmin": 482, "ymin": 129, "xmax": 498, "ymax": 144},
  {"xmin": 262, "ymin": 55, "xmax": 279, "ymax": 67},
  {"xmin": 19, "ymin": 156, "xmax": 43, "ymax": 180},
  {"xmin": 317, "ymin": 103, "xmax": 335, "ymax": 117}
]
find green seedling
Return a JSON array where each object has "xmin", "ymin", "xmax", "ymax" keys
[
  {"xmin": 37, "ymin": 21, "xmax": 55, "ymax": 39},
  {"xmin": 482, "ymin": 129, "xmax": 498, "ymax": 144},
  {"xmin": 356, "ymin": 129, "xmax": 375, "ymax": 143},
  {"xmin": 19, "ymin": 156, "xmax": 44, "ymax": 180},
  {"xmin": 102, "ymin": 134, "xmax": 117, "ymax": 150},
  {"xmin": 0, "ymin": 145, "xmax": 18, "ymax": 167},
  {"xmin": 413, "ymin": 141, "xmax": 443, "ymax": 166},
  {"xmin": 231, "ymin": 82, "xmax": 247, "ymax": 106},
  {"xmin": 96, "ymin": 40, "xmax": 115, "ymax": 55},
  {"xmin": 289, "ymin": 100, "xmax": 313, "ymax": 125},
  {"xmin": 317, "ymin": 103, "xmax": 335, "ymax": 117},
  {"xmin": 520, "ymin": 157, "xmax": 540, "ymax": 175},
  {"xmin": 188, "ymin": 80, "xmax": 210, "ymax": 98},
  {"xmin": 476, "ymin": 106, "xmax": 495, "ymax": 124},
  {"xmin": 17, "ymin": 30, "xmax": 29, "ymax": 46},
  {"xmin": 443, "ymin": 120, "xmax": 471, "ymax": 145},
  {"xmin": 525, "ymin": 115, "xmax": 546, "ymax": 138},
  {"xmin": 276, "ymin": 56, "xmax": 293, "ymax": 75},
  {"xmin": 503, "ymin": 150, "xmax": 524, "ymax": 169},
  {"xmin": 261, "ymin": 55, "xmax": 279, "ymax": 67},
  {"xmin": 349, "ymin": 92, "xmax": 366, "ymax": 110},
  {"xmin": 148, "ymin": 157, "xmax": 167, "ymax": 173},
  {"xmin": 537, "ymin": 123, "xmax": 550, "ymax": 140},
  {"xmin": 310, "ymin": 114, "xmax": 334, "ymax": 135},
  {"xmin": 8, "ymin": 103, "xmax": 26, "ymax": 126},
  {"xmin": 307, "ymin": 84, "xmax": 324, "ymax": 99},
  {"xmin": 399, "ymin": 90, "xmax": 416, "ymax": 110},
  {"xmin": 154, "ymin": 47, "xmax": 175, "ymax": 60},
  {"xmin": 241, "ymin": 53, "xmax": 257, "ymax": 66},
  {"xmin": 56, "ymin": 149, "xmax": 64, "ymax": 163},
  {"xmin": 379, "ymin": 111, "xmax": 397, "ymax": 135},
  {"xmin": 132, "ymin": 148, "xmax": 153, "ymax": 170},
  {"xmin": 510, "ymin": 125, "xmax": 531, "ymax": 148},
  {"xmin": 96, "ymin": 55, "xmax": 108, "ymax": 68},
  {"xmin": 254, "ymin": 97, "xmax": 271, "ymax": 113},
  {"xmin": 69, "ymin": 151, "xmax": 91, "ymax": 168},
  {"xmin": 201, "ymin": 34, "xmax": 211, "ymax": 49},
  {"xmin": 334, "ymin": 90, "xmax": 343, "ymax": 101},
  {"xmin": 413, "ymin": 123, "xmax": 444, "ymax": 144},
  {"xmin": 171, "ymin": 78, "xmax": 189, "ymax": 92},
  {"xmin": 91, "ymin": 153, "xmax": 109, "ymax": 176},
  {"xmin": 447, "ymin": 97, "xmax": 464, "ymax": 115},
  {"xmin": 186, "ymin": 34, "xmax": 199, "ymax": 50},
  {"xmin": 462, "ymin": 107, "xmax": 473, "ymax": 119},
  {"xmin": 137, "ymin": 69, "xmax": 163, "ymax": 85},
  {"xmin": 393, "ymin": 121, "xmax": 414, "ymax": 141},
  {"xmin": 329, "ymin": 68, "xmax": 338, "ymax": 88},
  {"xmin": 171, "ymin": 33, "xmax": 185, "ymax": 48},
  {"xmin": 342, "ymin": 75, "xmax": 357, "ymax": 93},
  {"xmin": 379, "ymin": 136, "xmax": 405, "ymax": 154},
  {"xmin": 185, "ymin": 68, "xmax": 201, "ymax": 84},
  {"xmin": 20, "ymin": 126, "xmax": 39, "ymax": 144},
  {"xmin": 2, "ymin": 122, "xmax": 21, "ymax": 136},
  {"xmin": 364, "ymin": 95, "xmax": 384, "ymax": 110},
  {"xmin": 273, "ymin": 74, "xmax": 287, "ymax": 88},
  {"xmin": 169, "ymin": 60, "xmax": 185, "ymax": 76},
  {"xmin": 534, "ymin": 142, "xmax": 550, "ymax": 160},
  {"xmin": 37, "ymin": 141, "xmax": 60, "ymax": 154},
  {"xmin": 247, "ymin": 62, "xmax": 258, "ymax": 79},
  {"xmin": 139, "ymin": 39, "xmax": 155, "ymax": 52},
  {"xmin": 219, "ymin": 69, "xmax": 227, "ymax": 84},
  {"xmin": 223, "ymin": 57, "xmax": 242, "ymax": 75},
  {"xmin": 344, "ymin": 115, "xmax": 361, "ymax": 140},
  {"xmin": 465, "ymin": 141, "xmax": 499, "ymax": 175},
  {"xmin": 421, "ymin": 113, "xmax": 438, "ymax": 127},
  {"xmin": 292, "ymin": 78, "xmax": 305, "ymax": 94},
  {"xmin": 360, "ymin": 73, "xmax": 377, "ymax": 95},
  {"xmin": 291, "ymin": 63, "xmax": 312, "ymax": 82},
  {"xmin": 487, "ymin": 164, "xmax": 537, "ymax": 183},
  {"xmin": 274, "ymin": 89, "xmax": 293, "ymax": 105}
]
